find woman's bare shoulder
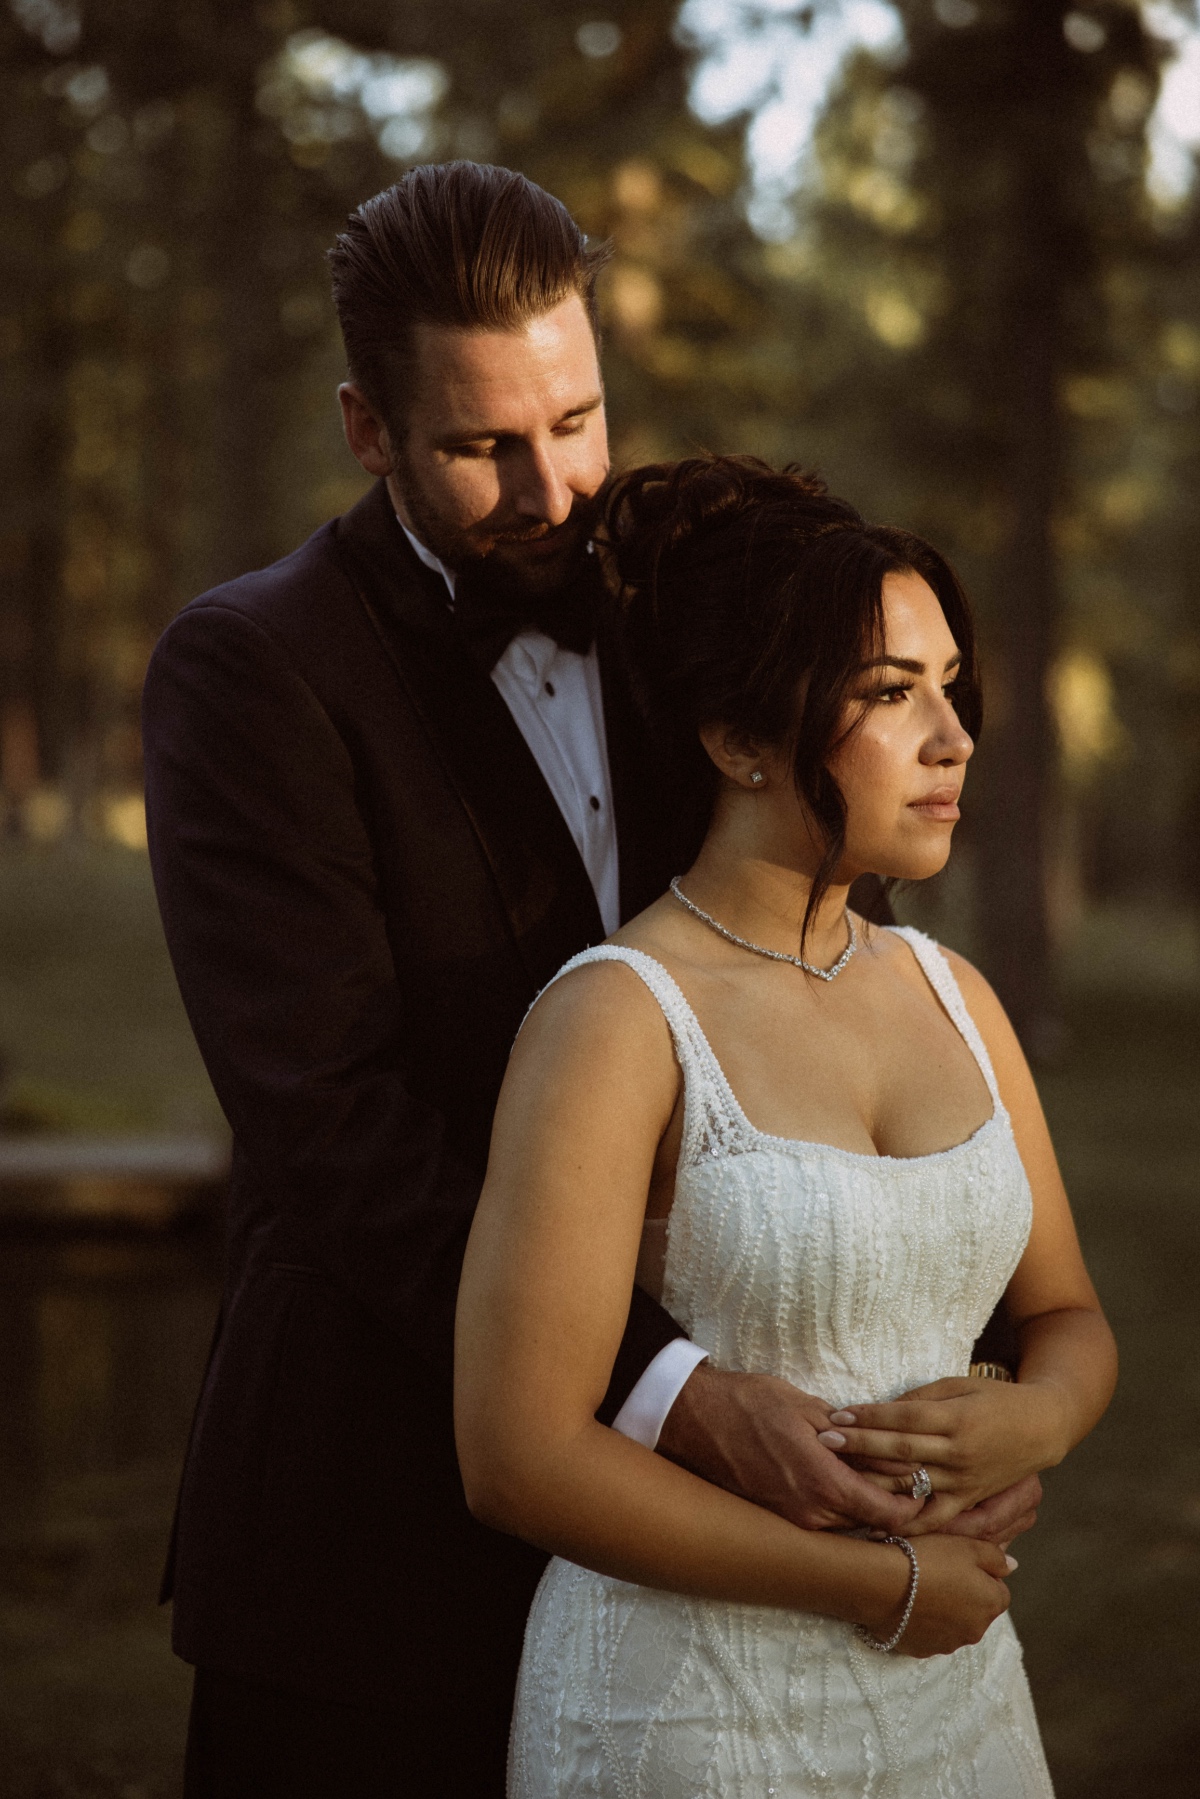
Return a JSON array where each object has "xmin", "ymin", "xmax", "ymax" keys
[
  {"xmin": 922, "ymin": 942, "xmax": 1038, "ymax": 1101},
  {"xmin": 934, "ymin": 944, "xmax": 1010, "ymax": 1035},
  {"xmin": 517, "ymin": 948, "xmax": 674, "ymax": 1065},
  {"xmin": 502, "ymin": 953, "xmax": 682, "ymax": 1138},
  {"xmin": 873, "ymin": 928, "xmax": 1019, "ymax": 1055},
  {"xmin": 873, "ymin": 925, "xmax": 999, "ymax": 1011}
]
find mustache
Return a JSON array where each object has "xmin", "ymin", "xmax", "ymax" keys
[
  {"xmin": 488, "ymin": 522, "xmax": 567, "ymax": 546},
  {"xmin": 476, "ymin": 494, "xmax": 603, "ymax": 551}
]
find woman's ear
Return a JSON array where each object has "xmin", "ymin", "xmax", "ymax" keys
[{"xmin": 698, "ymin": 722, "xmax": 769, "ymax": 792}]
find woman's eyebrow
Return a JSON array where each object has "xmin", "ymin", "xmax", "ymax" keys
[{"xmin": 859, "ymin": 652, "xmax": 963, "ymax": 674}]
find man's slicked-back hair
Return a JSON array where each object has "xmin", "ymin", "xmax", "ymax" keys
[{"xmin": 328, "ymin": 161, "xmax": 610, "ymax": 424}]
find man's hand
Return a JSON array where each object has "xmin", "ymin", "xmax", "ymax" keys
[
  {"xmin": 655, "ymin": 1362, "xmax": 927, "ymax": 1535},
  {"xmin": 906, "ymin": 1474, "xmax": 1042, "ymax": 1548}
]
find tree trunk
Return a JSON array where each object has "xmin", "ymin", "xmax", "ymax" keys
[{"xmin": 972, "ymin": 0, "xmax": 1076, "ymax": 1053}]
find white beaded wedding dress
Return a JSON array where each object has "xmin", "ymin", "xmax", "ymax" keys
[{"xmin": 508, "ymin": 928, "xmax": 1054, "ymax": 1798}]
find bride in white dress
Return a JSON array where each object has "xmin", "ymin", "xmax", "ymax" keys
[{"xmin": 455, "ymin": 457, "xmax": 1116, "ymax": 1797}]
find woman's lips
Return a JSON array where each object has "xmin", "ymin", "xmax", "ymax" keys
[{"xmin": 908, "ymin": 790, "xmax": 961, "ymax": 822}]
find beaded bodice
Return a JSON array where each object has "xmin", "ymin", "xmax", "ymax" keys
[{"xmin": 547, "ymin": 928, "xmax": 1032, "ymax": 1406}]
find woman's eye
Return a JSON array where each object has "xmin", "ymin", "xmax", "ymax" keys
[{"xmin": 875, "ymin": 684, "xmax": 912, "ymax": 704}]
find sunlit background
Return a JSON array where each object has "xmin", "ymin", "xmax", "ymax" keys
[{"xmin": 1, "ymin": 3, "xmax": 1198, "ymax": 1794}]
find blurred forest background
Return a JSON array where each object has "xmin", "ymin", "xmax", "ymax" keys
[
  {"xmin": 1, "ymin": 2, "xmax": 1199, "ymax": 1795},
  {"xmin": 1, "ymin": 0, "xmax": 1199, "ymax": 1065}
]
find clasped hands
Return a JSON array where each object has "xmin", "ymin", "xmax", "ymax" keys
[
  {"xmin": 816, "ymin": 1373, "xmax": 1061, "ymax": 1538},
  {"xmin": 657, "ymin": 1362, "xmax": 1043, "ymax": 1549}
]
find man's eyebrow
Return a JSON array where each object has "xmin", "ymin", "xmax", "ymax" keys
[
  {"xmin": 557, "ymin": 393, "xmax": 604, "ymax": 422},
  {"xmin": 434, "ymin": 393, "xmax": 604, "ymax": 447},
  {"xmin": 859, "ymin": 651, "xmax": 963, "ymax": 674}
]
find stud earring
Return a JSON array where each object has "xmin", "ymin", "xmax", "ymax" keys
[{"xmin": 749, "ymin": 770, "xmax": 765, "ymax": 787}]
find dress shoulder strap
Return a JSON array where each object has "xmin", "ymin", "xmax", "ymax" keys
[
  {"xmin": 533, "ymin": 945, "xmax": 752, "ymax": 1167},
  {"xmin": 887, "ymin": 926, "xmax": 1003, "ymax": 1109}
]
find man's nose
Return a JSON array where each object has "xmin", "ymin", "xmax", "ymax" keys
[{"xmin": 511, "ymin": 441, "xmax": 575, "ymax": 527}]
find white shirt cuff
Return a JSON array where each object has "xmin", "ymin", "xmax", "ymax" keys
[{"xmin": 610, "ymin": 1338, "xmax": 709, "ymax": 1449}]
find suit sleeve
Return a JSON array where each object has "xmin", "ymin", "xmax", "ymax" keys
[
  {"xmin": 142, "ymin": 601, "xmax": 487, "ymax": 1386},
  {"xmin": 142, "ymin": 600, "xmax": 689, "ymax": 1408}
]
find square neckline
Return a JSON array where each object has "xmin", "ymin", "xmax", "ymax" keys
[{"xmin": 584, "ymin": 930, "xmax": 1004, "ymax": 1170}]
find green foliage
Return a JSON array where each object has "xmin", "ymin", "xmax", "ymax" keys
[
  {"xmin": 0, "ymin": 0, "xmax": 1196, "ymax": 1036},
  {"xmin": 745, "ymin": 0, "xmax": 1200, "ymax": 1032},
  {"xmin": 0, "ymin": 0, "xmax": 772, "ymax": 796}
]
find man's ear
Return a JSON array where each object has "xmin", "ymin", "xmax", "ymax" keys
[
  {"xmin": 697, "ymin": 722, "xmax": 767, "ymax": 791},
  {"xmin": 338, "ymin": 383, "xmax": 394, "ymax": 478}
]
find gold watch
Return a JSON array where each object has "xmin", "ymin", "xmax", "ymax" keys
[{"xmin": 969, "ymin": 1361, "xmax": 1015, "ymax": 1382}]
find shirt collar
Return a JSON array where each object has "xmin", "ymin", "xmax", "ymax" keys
[
  {"xmin": 503, "ymin": 629, "xmax": 560, "ymax": 690},
  {"xmin": 396, "ymin": 515, "xmax": 556, "ymax": 686},
  {"xmin": 397, "ymin": 518, "xmax": 456, "ymax": 602},
  {"xmin": 397, "ymin": 518, "xmax": 594, "ymax": 681}
]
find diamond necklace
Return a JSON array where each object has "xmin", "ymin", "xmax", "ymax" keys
[{"xmin": 668, "ymin": 876, "xmax": 858, "ymax": 983}]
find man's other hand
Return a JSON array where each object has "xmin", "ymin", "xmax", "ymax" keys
[
  {"xmin": 656, "ymin": 1362, "xmax": 928, "ymax": 1535},
  {"xmin": 906, "ymin": 1474, "xmax": 1042, "ymax": 1548}
]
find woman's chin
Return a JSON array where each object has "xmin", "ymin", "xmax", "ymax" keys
[
  {"xmin": 904, "ymin": 847, "xmax": 954, "ymax": 882},
  {"xmin": 863, "ymin": 843, "xmax": 955, "ymax": 885}
]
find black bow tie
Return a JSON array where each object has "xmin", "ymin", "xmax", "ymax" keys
[{"xmin": 452, "ymin": 552, "xmax": 602, "ymax": 673}]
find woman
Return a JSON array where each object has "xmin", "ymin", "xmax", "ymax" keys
[{"xmin": 455, "ymin": 458, "xmax": 1115, "ymax": 1796}]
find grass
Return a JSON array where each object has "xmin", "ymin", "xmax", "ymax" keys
[
  {"xmin": 1010, "ymin": 987, "xmax": 1200, "ymax": 1796},
  {"xmin": 0, "ymin": 845, "xmax": 224, "ymax": 1137}
]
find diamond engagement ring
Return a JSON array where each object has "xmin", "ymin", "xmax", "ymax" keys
[{"xmin": 910, "ymin": 1466, "xmax": 933, "ymax": 1502}]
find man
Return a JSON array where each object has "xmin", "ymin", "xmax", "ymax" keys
[{"xmin": 144, "ymin": 162, "xmax": 1037, "ymax": 1796}]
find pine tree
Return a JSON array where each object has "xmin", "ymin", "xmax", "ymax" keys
[{"xmin": 791, "ymin": 0, "xmax": 1167, "ymax": 1044}]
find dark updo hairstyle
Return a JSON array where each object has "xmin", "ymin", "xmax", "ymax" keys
[{"xmin": 605, "ymin": 455, "xmax": 982, "ymax": 952}]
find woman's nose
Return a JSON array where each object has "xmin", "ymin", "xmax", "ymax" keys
[{"xmin": 924, "ymin": 697, "xmax": 974, "ymax": 766}]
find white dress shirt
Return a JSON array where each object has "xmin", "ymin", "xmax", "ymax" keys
[{"xmin": 399, "ymin": 520, "xmax": 707, "ymax": 1445}]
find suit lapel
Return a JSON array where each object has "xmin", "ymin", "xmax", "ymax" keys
[{"xmin": 332, "ymin": 482, "xmax": 604, "ymax": 987}]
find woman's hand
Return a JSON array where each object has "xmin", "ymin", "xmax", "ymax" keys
[
  {"xmin": 881, "ymin": 1535, "xmax": 1015, "ymax": 1659},
  {"xmin": 819, "ymin": 1375, "xmax": 1071, "ymax": 1518},
  {"xmin": 659, "ymin": 1364, "xmax": 929, "ymax": 1535}
]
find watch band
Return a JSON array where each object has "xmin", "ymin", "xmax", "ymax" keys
[{"xmin": 969, "ymin": 1361, "xmax": 1015, "ymax": 1382}]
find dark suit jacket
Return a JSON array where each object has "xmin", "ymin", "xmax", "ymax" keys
[{"xmin": 142, "ymin": 479, "xmax": 686, "ymax": 1770}]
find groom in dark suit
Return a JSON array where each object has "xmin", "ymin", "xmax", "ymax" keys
[{"xmin": 143, "ymin": 162, "xmax": 1038, "ymax": 1796}]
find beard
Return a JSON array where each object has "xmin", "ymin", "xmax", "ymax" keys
[{"xmin": 392, "ymin": 446, "xmax": 605, "ymax": 602}]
